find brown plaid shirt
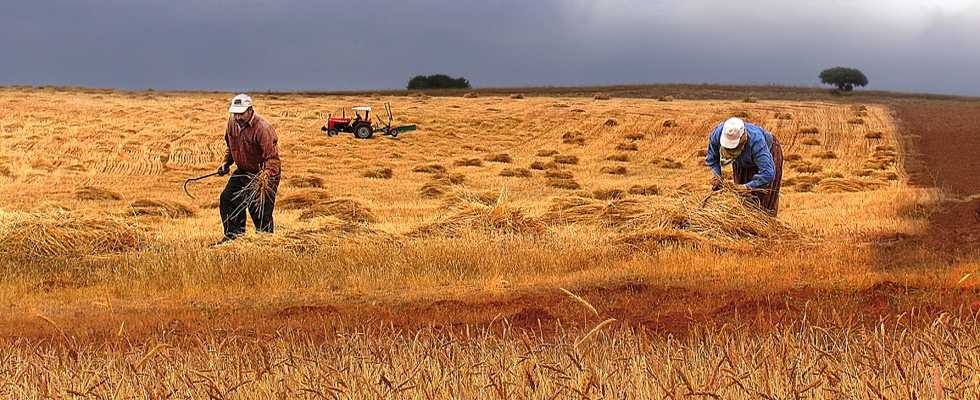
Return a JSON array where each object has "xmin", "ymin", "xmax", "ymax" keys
[{"xmin": 223, "ymin": 113, "xmax": 281, "ymax": 177}]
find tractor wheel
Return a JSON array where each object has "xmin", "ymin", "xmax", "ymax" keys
[
  {"xmin": 354, "ymin": 124, "xmax": 374, "ymax": 139},
  {"xmin": 327, "ymin": 129, "xmax": 339, "ymax": 137},
  {"xmin": 390, "ymin": 130, "xmax": 399, "ymax": 138}
]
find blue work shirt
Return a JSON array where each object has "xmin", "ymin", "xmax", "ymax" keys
[{"xmin": 705, "ymin": 123, "xmax": 776, "ymax": 189}]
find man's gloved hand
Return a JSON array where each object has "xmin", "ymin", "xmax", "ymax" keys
[
  {"xmin": 734, "ymin": 184, "xmax": 753, "ymax": 194},
  {"xmin": 710, "ymin": 175, "xmax": 723, "ymax": 191},
  {"xmin": 216, "ymin": 163, "xmax": 230, "ymax": 176}
]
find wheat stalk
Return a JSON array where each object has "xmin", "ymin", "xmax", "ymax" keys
[{"xmin": 560, "ymin": 288, "xmax": 598, "ymax": 317}]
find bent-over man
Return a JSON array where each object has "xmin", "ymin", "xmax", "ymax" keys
[{"xmin": 705, "ymin": 117, "xmax": 783, "ymax": 215}]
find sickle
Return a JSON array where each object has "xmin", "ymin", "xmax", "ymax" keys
[{"xmin": 182, "ymin": 172, "xmax": 221, "ymax": 199}]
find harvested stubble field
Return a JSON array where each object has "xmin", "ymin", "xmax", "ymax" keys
[{"xmin": 0, "ymin": 86, "xmax": 978, "ymax": 398}]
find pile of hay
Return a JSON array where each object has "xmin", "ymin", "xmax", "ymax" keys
[
  {"xmin": 0, "ymin": 210, "xmax": 144, "ymax": 258},
  {"xmin": 362, "ymin": 167, "xmax": 393, "ymax": 179},
  {"xmin": 509, "ymin": 93, "xmax": 525, "ymax": 99},
  {"xmin": 75, "ymin": 186, "xmax": 122, "ymax": 201},
  {"xmin": 499, "ymin": 168, "xmax": 532, "ymax": 178},
  {"xmin": 628, "ymin": 184, "xmax": 660, "ymax": 196},
  {"xmin": 600, "ymin": 166, "xmax": 628, "ymax": 175},
  {"xmin": 463, "ymin": 92, "xmax": 478, "ymax": 98},
  {"xmin": 606, "ymin": 154, "xmax": 630, "ymax": 162},
  {"xmin": 454, "ymin": 158, "xmax": 483, "ymax": 167},
  {"xmin": 562, "ymin": 132, "xmax": 585, "ymax": 145},
  {"xmin": 623, "ymin": 132, "xmax": 645, "ymax": 141},
  {"xmin": 593, "ymin": 92, "xmax": 611, "ymax": 100},
  {"xmin": 541, "ymin": 197, "xmax": 675, "ymax": 228},
  {"xmin": 592, "ymin": 189, "xmax": 626, "ymax": 201},
  {"xmin": 814, "ymin": 150, "xmax": 837, "ymax": 159},
  {"xmin": 232, "ymin": 218, "xmax": 389, "ymax": 252},
  {"xmin": 128, "ymin": 199, "xmax": 195, "ymax": 218},
  {"xmin": 298, "ymin": 198, "xmax": 377, "ymax": 223},
  {"xmin": 815, "ymin": 178, "xmax": 886, "ymax": 193},
  {"xmin": 546, "ymin": 178, "xmax": 580, "ymax": 190},
  {"xmin": 278, "ymin": 189, "xmax": 332, "ymax": 210},
  {"xmin": 544, "ymin": 170, "xmax": 574, "ymax": 179},
  {"xmin": 554, "ymin": 155, "xmax": 579, "ymax": 164},
  {"xmin": 681, "ymin": 190, "xmax": 795, "ymax": 240},
  {"xmin": 536, "ymin": 149, "xmax": 559, "ymax": 157},
  {"xmin": 658, "ymin": 95, "xmax": 674, "ymax": 102},
  {"xmin": 412, "ymin": 164, "xmax": 446, "ymax": 174},
  {"xmin": 441, "ymin": 190, "xmax": 502, "ymax": 209},
  {"xmin": 485, "ymin": 153, "xmax": 513, "ymax": 163},
  {"xmin": 543, "ymin": 190, "xmax": 795, "ymax": 242},
  {"xmin": 662, "ymin": 119, "xmax": 679, "ymax": 128},
  {"xmin": 288, "ymin": 175, "xmax": 324, "ymax": 188},
  {"xmin": 651, "ymin": 157, "xmax": 683, "ymax": 169},
  {"xmin": 410, "ymin": 196, "xmax": 545, "ymax": 238},
  {"xmin": 615, "ymin": 143, "xmax": 638, "ymax": 151},
  {"xmin": 420, "ymin": 173, "xmax": 466, "ymax": 199},
  {"xmin": 529, "ymin": 161, "xmax": 557, "ymax": 170}
]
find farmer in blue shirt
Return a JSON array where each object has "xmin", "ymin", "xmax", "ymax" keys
[{"xmin": 705, "ymin": 117, "xmax": 784, "ymax": 215}]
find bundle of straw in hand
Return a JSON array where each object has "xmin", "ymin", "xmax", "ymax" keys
[{"xmin": 230, "ymin": 170, "xmax": 274, "ymax": 219}]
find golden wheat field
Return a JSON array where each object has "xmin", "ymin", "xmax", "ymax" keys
[{"xmin": 0, "ymin": 87, "xmax": 978, "ymax": 398}]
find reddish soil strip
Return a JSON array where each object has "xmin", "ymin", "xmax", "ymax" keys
[
  {"xmin": 4, "ymin": 282, "xmax": 978, "ymax": 344},
  {"xmin": 892, "ymin": 101, "xmax": 980, "ymax": 249}
]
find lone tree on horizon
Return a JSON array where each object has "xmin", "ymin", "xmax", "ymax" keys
[
  {"xmin": 819, "ymin": 67, "xmax": 868, "ymax": 92},
  {"xmin": 407, "ymin": 74, "xmax": 471, "ymax": 90}
]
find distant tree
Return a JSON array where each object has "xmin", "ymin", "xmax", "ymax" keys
[
  {"xmin": 819, "ymin": 67, "xmax": 868, "ymax": 92},
  {"xmin": 406, "ymin": 74, "xmax": 471, "ymax": 89}
]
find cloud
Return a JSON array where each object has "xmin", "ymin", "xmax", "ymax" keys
[{"xmin": 0, "ymin": 0, "xmax": 977, "ymax": 95}]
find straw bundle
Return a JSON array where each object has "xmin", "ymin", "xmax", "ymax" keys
[
  {"xmin": 233, "ymin": 218, "xmax": 389, "ymax": 252},
  {"xmin": 287, "ymin": 175, "xmax": 324, "ymax": 188},
  {"xmin": 278, "ymin": 189, "xmax": 331, "ymax": 210},
  {"xmin": 75, "ymin": 186, "xmax": 122, "ymax": 201},
  {"xmin": 0, "ymin": 210, "xmax": 144, "ymax": 258},
  {"xmin": 681, "ymin": 190, "xmax": 794, "ymax": 240},
  {"xmin": 815, "ymin": 178, "xmax": 885, "ymax": 193},
  {"xmin": 298, "ymin": 198, "xmax": 377, "ymax": 223},
  {"xmin": 412, "ymin": 164, "xmax": 447, "ymax": 174},
  {"xmin": 128, "ymin": 199, "xmax": 195, "ymax": 218},
  {"xmin": 362, "ymin": 167, "xmax": 393, "ymax": 179},
  {"xmin": 410, "ymin": 196, "xmax": 545, "ymax": 238},
  {"xmin": 441, "ymin": 190, "xmax": 502, "ymax": 209},
  {"xmin": 546, "ymin": 178, "xmax": 581, "ymax": 190},
  {"xmin": 499, "ymin": 168, "xmax": 532, "ymax": 178},
  {"xmin": 542, "ymin": 196, "xmax": 684, "ymax": 230}
]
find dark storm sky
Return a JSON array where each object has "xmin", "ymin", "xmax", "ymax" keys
[{"xmin": 2, "ymin": 0, "xmax": 979, "ymax": 95}]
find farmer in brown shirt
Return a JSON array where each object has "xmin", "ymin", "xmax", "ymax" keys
[{"xmin": 213, "ymin": 94, "xmax": 282, "ymax": 245}]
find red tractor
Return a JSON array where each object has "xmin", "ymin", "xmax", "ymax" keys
[{"xmin": 321, "ymin": 103, "xmax": 416, "ymax": 139}]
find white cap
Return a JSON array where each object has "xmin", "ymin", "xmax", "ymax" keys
[
  {"xmin": 720, "ymin": 117, "xmax": 746, "ymax": 149},
  {"xmin": 229, "ymin": 94, "xmax": 253, "ymax": 113}
]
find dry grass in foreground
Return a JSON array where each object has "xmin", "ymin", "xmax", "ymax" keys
[{"xmin": 4, "ymin": 314, "xmax": 978, "ymax": 399}]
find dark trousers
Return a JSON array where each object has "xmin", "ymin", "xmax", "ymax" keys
[
  {"xmin": 219, "ymin": 170, "xmax": 280, "ymax": 239},
  {"xmin": 733, "ymin": 138, "xmax": 784, "ymax": 216}
]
